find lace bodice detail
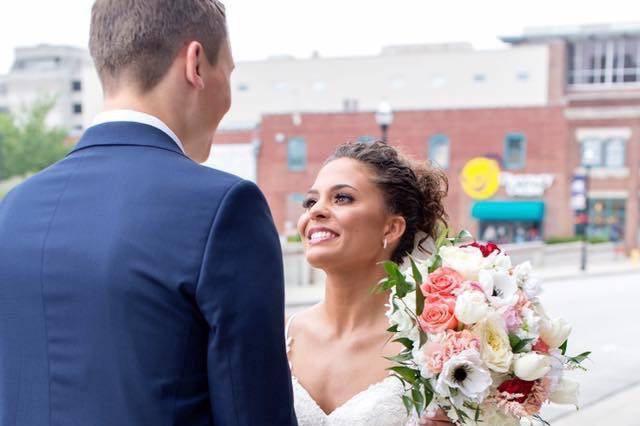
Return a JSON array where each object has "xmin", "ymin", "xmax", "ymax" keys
[{"xmin": 285, "ymin": 315, "xmax": 419, "ymax": 426}]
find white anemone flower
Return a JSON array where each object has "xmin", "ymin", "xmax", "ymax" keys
[
  {"xmin": 435, "ymin": 349, "xmax": 492, "ymax": 407},
  {"xmin": 478, "ymin": 269, "xmax": 518, "ymax": 309}
]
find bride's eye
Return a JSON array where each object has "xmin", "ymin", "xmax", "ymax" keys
[
  {"xmin": 334, "ymin": 193, "xmax": 354, "ymax": 204},
  {"xmin": 302, "ymin": 197, "xmax": 317, "ymax": 209}
]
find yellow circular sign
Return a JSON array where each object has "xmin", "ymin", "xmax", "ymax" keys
[{"xmin": 460, "ymin": 158, "xmax": 501, "ymax": 200}]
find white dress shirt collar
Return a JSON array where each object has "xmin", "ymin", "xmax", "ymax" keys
[{"xmin": 91, "ymin": 109, "xmax": 186, "ymax": 154}]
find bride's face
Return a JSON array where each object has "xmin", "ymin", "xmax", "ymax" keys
[{"xmin": 297, "ymin": 158, "xmax": 396, "ymax": 271}]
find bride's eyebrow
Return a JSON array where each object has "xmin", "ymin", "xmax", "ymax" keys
[{"xmin": 306, "ymin": 184, "xmax": 359, "ymax": 195}]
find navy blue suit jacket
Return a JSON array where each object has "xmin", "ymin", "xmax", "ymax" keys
[{"xmin": 0, "ymin": 122, "xmax": 297, "ymax": 426}]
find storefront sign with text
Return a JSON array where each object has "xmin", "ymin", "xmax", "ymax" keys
[{"xmin": 500, "ymin": 173, "xmax": 554, "ymax": 197}]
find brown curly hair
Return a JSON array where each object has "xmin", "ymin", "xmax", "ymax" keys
[{"xmin": 327, "ymin": 141, "xmax": 449, "ymax": 264}]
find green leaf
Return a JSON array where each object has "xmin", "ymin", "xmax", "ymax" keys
[
  {"xmin": 387, "ymin": 324, "xmax": 399, "ymax": 333},
  {"xmin": 423, "ymin": 386, "xmax": 434, "ymax": 408},
  {"xmin": 385, "ymin": 352, "xmax": 414, "ymax": 363},
  {"xmin": 412, "ymin": 387, "xmax": 425, "ymax": 414},
  {"xmin": 559, "ymin": 339, "xmax": 568, "ymax": 355},
  {"xmin": 509, "ymin": 334, "xmax": 534, "ymax": 353},
  {"xmin": 455, "ymin": 229, "xmax": 473, "ymax": 244},
  {"xmin": 393, "ymin": 338, "xmax": 415, "ymax": 350},
  {"xmin": 410, "ymin": 257, "xmax": 426, "ymax": 316},
  {"xmin": 389, "ymin": 366, "xmax": 418, "ymax": 384},
  {"xmin": 568, "ymin": 351, "xmax": 591, "ymax": 364},
  {"xmin": 402, "ymin": 395, "xmax": 414, "ymax": 416},
  {"xmin": 428, "ymin": 255, "xmax": 442, "ymax": 274}
]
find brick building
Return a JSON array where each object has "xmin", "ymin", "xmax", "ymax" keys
[{"xmin": 213, "ymin": 23, "xmax": 640, "ymax": 250}]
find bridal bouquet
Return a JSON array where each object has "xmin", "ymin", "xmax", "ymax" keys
[{"xmin": 377, "ymin": 230, "xmax": 589, "ymax": 425}]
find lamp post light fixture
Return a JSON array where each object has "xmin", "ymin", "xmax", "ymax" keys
[
  {"xmin": 375, "ymin": 101, "xmax": 394, "ymax": 143},
  {"xmin": 580, "ymin": 145, "xmax": 599, "ymax": 271}
]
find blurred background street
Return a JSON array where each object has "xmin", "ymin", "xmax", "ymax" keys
[{"xmin": 2, "ymin": 1, "xmax": 640, "ymax": 424}]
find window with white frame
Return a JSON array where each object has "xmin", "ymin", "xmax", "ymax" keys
[
  {"xmin": 568, "ymin": 38, "xmax": 640, "ymax": 86},
  {"xmin": 581, "ymin": 138, "xmax": 626, "ymax": 168},
  {"xmin": 504, "ymin": 133, "xmax": 526, "ymax": 170},
  {"xmin": 287, "ymin": 137, "xmax": 306, "ymax": 171},
  {"xmin": 428, "ymin": 134, "xmax": 450, "ymax": 169}
]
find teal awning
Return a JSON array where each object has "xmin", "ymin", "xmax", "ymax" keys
[{"xmin": 472, "ymin": 201, "xmax": 545, "ymax": 221}]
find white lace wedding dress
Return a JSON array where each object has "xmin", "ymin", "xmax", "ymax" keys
[{"xmin": 286, "ymin": 315, "xmax": 420, "ymax": 426}]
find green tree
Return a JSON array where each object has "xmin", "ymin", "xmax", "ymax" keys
[{"xmin": 0, "ymin": 97, "xmax": 69, "ymax": 181}]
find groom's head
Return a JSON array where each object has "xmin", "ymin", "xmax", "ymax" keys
[{"xmin": 89, "ymin": 0, "xmax": 234, "ymax": 161}]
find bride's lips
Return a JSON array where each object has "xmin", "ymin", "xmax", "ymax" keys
[{"xmin": 306, "ymin": 226, "xmax": 340, "ymax": 246}]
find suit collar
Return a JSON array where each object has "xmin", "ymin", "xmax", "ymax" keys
[{"xmin": 69, "ymin": 122, "xmax": 189, "ymax": 158}]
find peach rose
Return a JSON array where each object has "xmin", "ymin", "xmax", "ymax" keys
[
  {"xmin": 421, "ymin": 267, "xmax": 464, "ymax": 296},
  {"xmin": 418, "ymin": 293, "xmax": 458, "ymax": 334}
]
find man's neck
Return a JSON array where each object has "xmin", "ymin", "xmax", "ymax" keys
[{"xmin": 102, "ymin": 93, "xmax": 197, "ymax": 158}]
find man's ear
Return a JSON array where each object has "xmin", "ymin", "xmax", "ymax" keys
[
  {"xmin": 384, "ymin": 215, "xmax": 406, "ymax": 248},
  {"xmin": 185, "ymin": 41, "xmax": 205, "ymax": 90}
]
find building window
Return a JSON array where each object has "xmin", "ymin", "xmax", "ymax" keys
[
  {"xmin": 580, "ymin": 138, "xmax": 626, "ymax": 168},
  {"xmin": 503, "ymin": 133, "xmax": 526, "ymax": 170},
  {"xmin": 429, "ymin": 134, "xmax": 450, "ymax": 169},
  {"xmin": 71, "ymin": 80, "xmax": 82, "ymax": 92},
  {"xmin": 287, "ymin": 137, "xmax": 306, "ymax": 171},
  {"xmin": 473, "ymin": 73, "xmax": 487, "ymax": 82},
  {"xmin": 587, "ymin": 199, "xmax": 626, "ymax": 242},
  {"xmin": 568, "ymin": 38, "xmax": 640, "ymax": 86},
  {"xmin": 516, "ymin": 70, "xmax": 530, "ymax": 81},
  {"xmin": 237, "ymin": 83, "xmax": 249, "ymax": 92},
  {"xmin": 342, "ymin": 98, "xmax": 359, "ymax": 112},
  {"xmin": 72, "ymin": 103, "xmax": 83, "ymax": 114}
]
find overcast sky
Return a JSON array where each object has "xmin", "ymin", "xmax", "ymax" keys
[{"xmin": 1, "ymin": 0, "xmax": 638, "ymax": 73}]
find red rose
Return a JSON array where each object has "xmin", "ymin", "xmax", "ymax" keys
[
  {"xmin": 461, "ymin": 241, "xmax": 501, "ymax": 257},
  {"xmin": 532, "ymin": 339, "xmax": 550, "ymax": 354},
  {"xmin": 497, "ymin": 378, "xmax": 536, "ymax": 403}
]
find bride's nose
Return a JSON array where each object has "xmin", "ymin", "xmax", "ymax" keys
[{"xmin": 309, "ymin": 198, "xmax": 330, "ymax": 220}]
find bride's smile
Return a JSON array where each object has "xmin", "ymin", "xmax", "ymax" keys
[{"xmin": 298, "ymin": 157, "xmax": 400, "ymax": 271}]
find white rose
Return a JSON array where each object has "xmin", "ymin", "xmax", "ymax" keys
[
  {"xmin": 514, "ymin": 262, "xmax": 542, "ymax": 299},
  {"xmin": 514, "ymin": 307, "xmax": 542, "ymax": 345},
  {"xmin": 455, "ymin": 291, "xmax": 489, "ymax": 325},
  {"xmin": 549, "ymin": 377, "xmax": 580, "ymax": 406},
  {"xmin": 481, "ymin": 250, "xmax": 512, "ymax": 271},
  {"xmin": 439, "ymin": 246, "xmax": 484, "ymax": 280},
  {"xmin": 539, "ymin": 317, "xmax": 572, "ymax": 349},
  {"xmin": 513, "ymin": 353, "xmax": 552, "ymax": 381},
  {"xmin": 472, "ymin": 314, "xmax": 513, "ymax": 373}
]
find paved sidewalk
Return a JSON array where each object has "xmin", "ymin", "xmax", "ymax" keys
[
  {"xmin": 552, "ymin": 383, "xmax": 640, "ymax": 426},
  {"xmin": 285, "ymin": 260, "xmax": 640, "ymax": 309}
]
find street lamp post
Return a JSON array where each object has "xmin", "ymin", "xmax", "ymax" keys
[
  {"xmin": 375, "ymin": 101, "xmax": 393, "ymax": 143},
  {"xmin": 580, "ymin": 146, "xmax": 598, "ymax": 271}
]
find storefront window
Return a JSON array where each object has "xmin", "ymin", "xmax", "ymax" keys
[
  {"xmin": 479, "ymin": 221, "xmax": 542, "ymax": 244},
  {"xmin": 587, "ymin": 199, "xmax": 626, "ymax": 241}
]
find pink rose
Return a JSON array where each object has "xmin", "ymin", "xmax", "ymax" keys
[
  {"xmin": 421, "ymin": 267, "xmax": 464, "ymax": 296},
  {"xmin": 418, "ymin": 293, "xmax": 458, "ymax": 334},
  {"xmin": 503, "ymin": 307, "xmax": 523, "ymax": 332}
]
